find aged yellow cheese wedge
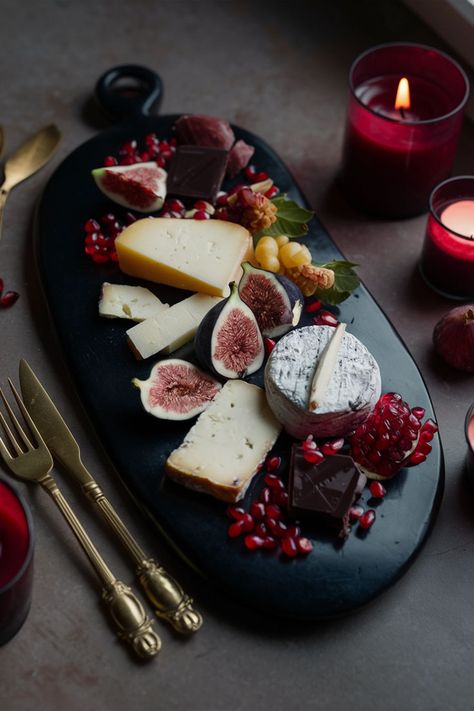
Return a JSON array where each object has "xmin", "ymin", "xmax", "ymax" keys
[{"xmin": 115, "ymin": 217, "xmax": 253, "ymax": 297}]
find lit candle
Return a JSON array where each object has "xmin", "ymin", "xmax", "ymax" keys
[
  {"xmin": 0, "ymin": 479, "xmax": 34, "ymax": 645},
  {"xmin": 420, "ymin": 176, "xmax": 474, "ymax": 299},
  {"xmin": 340, "ymin": 43, "xmax": 469, "ymax": 218}
]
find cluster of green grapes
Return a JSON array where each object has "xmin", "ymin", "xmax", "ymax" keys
[{"xmin": 254, "ymin": 235, "xmax": 312, "ymax": 274}]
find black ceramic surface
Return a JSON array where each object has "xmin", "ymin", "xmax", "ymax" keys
[{"xmin": 34, "ymin": 68, "xmax": 444, "ymax": 619}]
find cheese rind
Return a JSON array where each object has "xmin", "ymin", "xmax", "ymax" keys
[
  {"xmin": 126, "ymin": 293, "xmax": 222, "ymax": 359},
  {"xmin": 115, "ymin": 217, "xmax": 252, "ymax": 297},
  {"xmin": 265, "ymin": 325, "xmax": 381, "ymax": 438},
  {"xmin": 165, "ymin": 380, "xmax": 282, "ymax": 502},
  {"xmin": 98, "ymin": 283, "xmax": 169, "ymax": 322}
]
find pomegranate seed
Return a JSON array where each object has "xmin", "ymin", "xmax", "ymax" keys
[
  {"xmin": 359, "ymin": 509, "xmax": 376, "ymax": 530},
  {"xmin": 266, "ymin": 518, "xmax": 288, "ymax": 538},
  {"xmin": 321, "ymin": 438, "xmax": 345, "ymax": 455},
  {"xmin": 145, "ymin": 132, "xmax": 159, "ymax": 145},
  {"xmin": 417, "ymin": 441, "xmax": 432, "ymax": 455},
  {"xmin": 228, "ymin": 521, "xmax": 245, "ymax": 538},
  {"xmin": 408, "ymin": 451, "xmax": 426, "ymax": 465},
  {"xmin": 312, "ymin": 310, "xmax": 339, "ymax": 327},
  {"xmin": 119, "ymin": 155, "xmax": 136, "ymax": 165},
  {"xmin": 266, "ymin": 456, "xmax": 281, "ymax": 472},
  {"xmin": 167, "ymin": 199, "xmax": 185, "ymax": 213},
  {"xmin": 305, "ymin": 299, "xmax": 322, "ymax": 313},
  {"xmin": 110, "ymin": 251, "xmax": 119, "ymax": 262},
  {"xmin": 349, "ymin": 505, "xmax": 364, "ymax": 521},
  {"xmin": 244, "ymin": 165, "xmax": 257, "ymax": 179},
  {"xmin": 369, "ymin": 481, "xmax": 386, "ymax": 498},
  {"xmin": 420, "ymin": 429, "xmax": 434, "ymax": 443},
  {"xmin": 241, "ymin": 513, "xmax": 254, "ymax": 532},
  {"xmin": 84, "ymin": 218, "xmax": 100, "ymax": 233},
  {"xmin": 193, "ymin": 200, "xmax": 212, "ymax": 212},
  {"xmin": 250, "ymin": 502, "xmax": 265, "ymax": 520},
  {"xmin": 91, "ymin": 253, "xmax": 110, "ymax": 264},
  {"xmin": 244, "ymin": 535, "xmax": 264, "ymax": 551},
  {"xmin": 158, "ymin": 140, "xmax": 169, "ymax": 151},
  {"xmin": 303, "ymin": 450, "xmax": 324, "ymax": 464},
  {"xmin": 253, "ymin": 171, "xmax": 269, "ymax": 182},
  {"xmin": 280, "ymin": 537, "xmax": 298, "ymax": 557},
  {"xmin": 264, "ymin": 337, "xmax": 276, "ymax": 355},
  {"xmin": 156, "ymin": 156, "xmax": 166, "ymax": 168},
  {"xmin": 266, "ymin": 504, "xmax": 283, "ymax": 520},
  {"xmin": 0, "ymin": 291, "xmax": 19, "ymax": 308},
  {"xmin": 264, "ymin": 474, "xmax": 285, "ymax": 493},
  {"xmin": 227, "ymin": 183, "xmax": 246, "ymax": 196},
  {"xmin": 255, "ymin": 522, "xmax": 268, "ymax": 538},
  {"xmin": 103, "ymin": 155, "xmax": 118, "ymax": 167},
  {"xmin": 274, "ymin": 490, "xmax": 289, "ymax": 508},
  {"xmin": 412, "ymin": 406, "xmax": 425, "ymax": 420},
  {"xmin": 120, "ymin": 140, "xmax": 137, "ymax": 154},
  {"xmin": 138, "ymin": 151, "xmax": 151, "ymax": 162},
  {"xmin": 226, "ymin": 506, "xmax": 245, "ymax": 520},
  {"xmin": 193, "ymin": 210, "xmax": 210, "ymax": 220},
  {"xmin": 100, "ymin": 213, "xmax": 116, "ymax": 225},
  {"xmin": 259, "ymin": 487, "xmax": 272, "ymax": 504},
  {"xmin": 263, "ymin": 536, "xmax": 277, "ymax": 550},
  {"xmin": 216, "ymin": 193, "xmax": 228, "ymax": 206},
  {"xmin": 264, "ymin": 185, "xmax": 279, "ymax": 198},
  {"xmin": 302, "ymin": 438, "xmax": 318, "ymax": 451},
  {"xmin": 423, "ymin": 419, "xmax": 438, "ymax": 435},
  {"xmin": 286, "ymin": 525, "xmax": 301, "ymax": 538},
  {"xmin": 297, "ymin": 537, "xmax": 313, "ymax": 554}
]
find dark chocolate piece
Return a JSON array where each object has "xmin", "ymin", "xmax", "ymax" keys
[
  {"xmin": 288, "ymin": 448, "xmax": 366, "ymax": 538},
  {"xmin": 167, "ymin": 144, "xmax": 228, "ymax": 202}
]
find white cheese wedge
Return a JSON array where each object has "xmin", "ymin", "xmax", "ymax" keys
[
  {"xmin": 265, "ymin": 325, "xmax": 381, "ymax": 439},
  {"xmin": 98, "ymin": 283, "xmax": 169, "ymax": 322},
  {"xmin": 166, "ymin": 380, "xmax": 282, "ymax": 503},
  {"xmin": 126, "ymin": 293, "xmax": 222, "ymax": 359},
  {"xmin": 115, "ymin": 217, "xmax": 253, "ymax": 297}
]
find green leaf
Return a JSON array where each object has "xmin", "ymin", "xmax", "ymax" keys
[
  {"xmin": 312, "ymin": 260, "xmax": 360, "ymax": 305},
  {"xmin": 254, "ymin": 196, "xmax": 314, "ymax": 240}
]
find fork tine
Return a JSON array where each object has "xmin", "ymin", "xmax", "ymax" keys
[
  {"xmin": 0, "ymin": 407, "xmax": 23, "ymax": 455},
  {"xmin": 0, "ymin": 384, "xmax": 33, "ymax": 451},
  {"xmin": 7, "ymin": 378, "xmax": 40, "ymax": 445},
  {"xmin": 0, "ymin": 433, "xmax": 13, "ymax": 462}
]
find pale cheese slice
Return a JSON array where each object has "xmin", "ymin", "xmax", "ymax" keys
[
  {"xmin": 126, "ymin": 293, "xmax": 222, "ymax": 359},
  {"xmin": 166, "ymin": 380, "xmax": 282, "ymax": 503},
  {"xmin": 115, "ymin": 217, "xmax": 252, "ymax": 297},
  {"xmin": 99, "ymin": 283, "xmax": 169, "ymax": 322}
]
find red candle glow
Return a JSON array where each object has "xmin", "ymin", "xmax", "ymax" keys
[
  {"xmin": 340, "ymin": 43, "xmax": 469, "ymax": 218},
  {"xmin": 420, "ymin": 176, "xmax": 474, "ymax": 299},
  {"xmin": 0, "ymin": 478, "xmax": 34, "ymax": 645}
]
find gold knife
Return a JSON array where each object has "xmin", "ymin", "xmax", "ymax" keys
[
  {"xmin": 0, "ymin": 127, "xmax": 4, "ymax": 160},
  {"xmin": 0, "ymin": 124, "xmax": 61, "ymax": 243},
  {"xmin": 19, "ymin": 359, "xmax": 202, "ymax": 634}
]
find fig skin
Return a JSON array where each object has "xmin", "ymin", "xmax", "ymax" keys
[
  {"xmin": 238, "ymin": 262, "xmax": 303, "ymax": 338},
  {"xmin": 195, "ymin": 282, "xmax": 264, "ymax": 379},
  {"xmin": 433, "ymin": 305, "xmax": 474, "ymax": 372},
  {"xmin": 132, "ymin": 358, "xmax": 221, "ymax": 420}
]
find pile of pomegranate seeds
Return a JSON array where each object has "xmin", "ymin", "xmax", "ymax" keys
[
  {"xmin": 226, "ymin": 455, "xmax": 313, "ymax": 558},
  {"xmin": 0, "ymin": 278, "xmax": 19, "ymax": 309},
  {"xmin": 83, "ymin": 211, "xmax": 137, "ymax": 264},
  {"xmin": 103, "ymin": 134, "xmax": 177, "ymax": 169}
]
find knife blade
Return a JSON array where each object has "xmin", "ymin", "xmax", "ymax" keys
[{"xmin": 19, "ymin": 359, "xmax": 202, "ymax": 634}]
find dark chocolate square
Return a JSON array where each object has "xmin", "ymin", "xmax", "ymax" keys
[
  {"xmin": 167, "ymin": 145, "xmax": 228, "ymax": 202},
  {"xmin": 288, "ymin": 447, "xmax": 366, "ymax": 537}
]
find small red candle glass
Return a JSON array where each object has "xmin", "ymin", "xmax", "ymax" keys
[
  {"xmin": 465, "ymin": 403, "xmax": 474, "ymax": 482},
  {"xmin": 0, "ymin": 477, "xmax": 34, "ymax": 645},
  {"xmin": 340, "ymin": 43, "xmax": 469, "ymax": 218},
  {"xmin": 420, "ymin": 176, "xmax": 474, "ymax": 299}
]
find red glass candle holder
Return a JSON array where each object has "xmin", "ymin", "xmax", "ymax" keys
[
  {"xmin": 340, "ymin": 43, "xmax": 469, "ymax": 218},
  {"xmin": 420, "ymin": 176, "xmax": 474, "ymax": 299},
  {"xmin": 0, "ymin": 477, "xmax": 34, "ymax": 645}
]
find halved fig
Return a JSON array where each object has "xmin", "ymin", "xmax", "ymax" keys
[
  {"xmin": 238, "ymin": 262, "xmax": 303, "ymax": 338},
  {"xmin": 132, "ymin": 359, "xmax": 221, "ymax": 420},
  {"xmin": 92, "ymin": 162, "xmax": 167, "ymax": 212},
  {"xmin": 195, "ymin": 282, "xmax": 264, "ymax": 379}
]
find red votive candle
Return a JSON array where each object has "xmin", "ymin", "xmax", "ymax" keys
[
  {"xmin": 340, "ymin": 43, "xmax": 469, "ymax": 218},
  {"xmin": 465, "ymin": 404, "xmax": 474, "ymax": 481},
  {"xmin": 0, "ymin": 478, "xmax": 34, "ymax": 645},
  {"xmin": 420, "ymin": 176, "xmax": 474, "ymax": 299}
]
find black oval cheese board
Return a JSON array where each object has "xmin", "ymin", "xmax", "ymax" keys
[{"xmin": 34, "ymin": 67, "xmax": 444, "ymax": 619}]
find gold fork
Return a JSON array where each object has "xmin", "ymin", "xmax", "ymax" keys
[{"xmin": 0, "ymin": 379, "xmax": 161, "ymax": 659}]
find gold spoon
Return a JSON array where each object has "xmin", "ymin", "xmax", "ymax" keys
[
  {"xmin": 0, "ymin": 126, "xmax": 4, "ymax": 160},
  {"xmin": 0, "ymin": 124, "xmax": 61, "ymax": 244}
]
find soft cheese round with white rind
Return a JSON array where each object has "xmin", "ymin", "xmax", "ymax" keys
[{"xmin": 264, "ymin": 325, "xmax": 381, "ymax": 438}]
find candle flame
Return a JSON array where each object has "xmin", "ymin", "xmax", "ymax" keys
[{"xmin": 395, "ymin": 77, "xmax": 411, "ymax": 111}]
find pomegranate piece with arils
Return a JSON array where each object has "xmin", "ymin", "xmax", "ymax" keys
[{"xmin": 349, "ymin": 392, "xmax": 437, "ymax": 480}]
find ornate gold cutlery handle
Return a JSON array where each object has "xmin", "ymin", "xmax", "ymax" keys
[
  {"xmin": 82, "ymin": 480, "xmax": 202, "ymax": 634},
  {"xmin": 0, "ymin": 188, "xmax": 8, "ymax": 245},
  {"xmin": 40, "ymin": 474, "xmax": 161, "ymax": 658}
]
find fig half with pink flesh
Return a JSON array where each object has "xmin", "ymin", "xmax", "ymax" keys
[
  {"xmin": 92, "ymin": 162, "xmax": 167, "ymax": 212},
  {"xmin": 238, "ymin": 262, "xmax": 303, "ymax": 338},
  {"xmin": 194, "ymin": 282, "xmax": 264, "ymax": 379},
  {"xmin": 132, "ymin": 358, "xmax": 221, "ymax": 420}
]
